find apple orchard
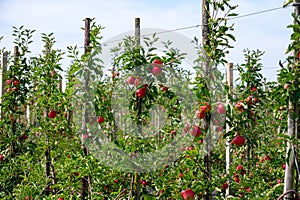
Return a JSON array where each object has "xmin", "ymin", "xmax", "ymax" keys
[{"xmin": 1, "ymin": 0, "xmax": 300, "ymax": 200}]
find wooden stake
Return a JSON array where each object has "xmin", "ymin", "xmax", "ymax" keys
[
  {"xmin": 0, "ymin": 51, "xmax": 8, "ymax": 120},
  {"xmin": 135, "ymin": 18, "xmax": 140, "ymax": 46},
  {"xmin": 133, "ymin": 17, "xmax": 141, "ymax": 200},
  {"xmin": 202, "ymin": 1, "xmax": 212, "ymax": 199},
  {"xmin": 81, "ymin": 17, "xmax": 91, "ymax": 200},
  {"xmin": 284, "ymin": 0, "xmax": 300, "ymax": 197},
  {"xmin": 226, "ymin": 63, "xmax": 233, "ymax": 196}
]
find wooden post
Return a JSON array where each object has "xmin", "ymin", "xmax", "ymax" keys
[
  {"xmin": 202, "ymin": 1, "xmax": 212, "ymax": 200},
  {"xmin": 135, "ymin": 18, "xmax": 140, "ymax": 46},
  {"xmin": 226, "ymin": 63, "xmax": 233, "ymax": 196},
  {"xmin": 284, "ymin": 0, "xmax": 300, "ymax": 197},
  {"xmin": 133, "ymin": 17, "xmax": 141, "ymax": 200},
  {"xmin": 0, "ymin": 51, "xmax": 8, "ymax": 120},
  {"xmin": 81, "ymin": 17, "xmax": 91, "ymax": 200}
]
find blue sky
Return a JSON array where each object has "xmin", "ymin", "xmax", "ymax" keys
[{"xmin": 0, "ymin": 0, "xmax": 294, "ymax": 81}]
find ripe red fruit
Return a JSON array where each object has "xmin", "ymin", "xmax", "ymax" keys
[
  {"xmin": 200, "ymin": 105, "xmax": 209, "ymax": 113},
  {"xmin": 57, "ymin": 198, "xmax": 64, "ymax": 200},
  {"xmin": 134, "ymin": 77, "xmax": 142, "ymax": 86},
  {"xmin": 0, "ymin": 154, "xmax": 4, "ymax": 161},
  {"xmin": 235, "ymin": 102, "xmax": 243, "ymax": 111},
  {"xmin": 234, "ymin": 176, "xmax": 240, "ymax": 183},
  {"xmin": 141, "ymin": 180, "xmax": 147, "ymax": 186},
  {"xmin": 251, "ymin": 87, "xmax": 256, "ymax": 92},
  {"xmin": 246, "ymin": 96, "xmax": 252, "ymax": 104},
  {"xmin": 171, "ymin": 130, "xmax": 176, "ymax": 136},
  {"xmin": 277, "ymin": 179, "xmax": 281, "ymax": 184},
  {"xmin": 263, "ymin": 155, "xmax": 271, "ymax": 161},
  {"xmin": 232, "ymin": 135, "xmax": 245, "ymax": 146},
  {"xmin": 126, "ymin": 76, "xmax": 135, "ymax": 85},
  {"xmin": 179, "ymin": 173, "xmax": 184, "ymax": 178},
  {"xmin": 151, "ymin": 66, "xmax": 162, "ymax": 76},
  {"xmin": 5, "ymin": 79, "xmax": 12, "ymax": 85},
  {"xmin": 181, "ymin": 188, "xmax": 195, "ymax": 200},
  {"xmin": 282, "ymin": 164, "xmax": 286, "ymax": 170},
  {"xmin": 48, "ymin": 110, "xmax": 57, "ymax": 118},
  {"xmin": 187, "ymin": 146, "xmax": 194, "ymax": 151},
  {"xmin": 114, "ymin": 179, "xmax": 119, "ymax": 184},
  {"xmin": 190, "ymin": 125, "xmax": 202, "ymax": 137},
  {"xmin": 222, "ymin": 182, "xmax": 228, "ymax": 190},
  {"xmin": 22, "ymin": 134, "xmax": 28, "ymax": 139},
  {"xmin": 161, "ymin": 86, "xmax": 168, "ymax": 92},
  {"xmin": 217, "ymin": 103, "xmax": 226, "ymax": 114},
  {"xmin": 245, "ymin": 187, "xmax": 251, "ymax": 192},
  {"xmin": 25, "ymin": 196, "xmax": 33, "ymax": 200},
  {"xmin": 196, "ymin": 109, "xmax": 205, "ymax": 119},
  {"xmin": 97, "ymin": 116, "xmax": 105, "ymax": 124},
  {"xmin": 12, "ymin": 87, "xmax": 18, "ymax": 92},
  {"xmin": 236, "ymin": 165, "xmax": 244, "ymax": 171},
  {"xmin": 216, "ymin": 126, "xmax": 223, "ymax": 132},
  {"xmin": 152, "ymin": 59, "xmax": 163, "ymax": 67},
  {"xmin": 284, "ymin": 83, "xmax": 289, "ymax": 90},
  {"xmin": 13, "ymin": 80, "xmax": 20, "ymax": 86},
  {"xmin": 253, "ymin": 97, "xmax": 259, "ymax": 103},
  {"xmin": 136, "ymin": 88, "xmax": 147, "ymax": 98},
  {"xmin": 214, "ymin": 119, "xmax": 220, "ymax": 125},
  {"xmin": 83, "ymin": 134, "xmax": 89, "ymax": 140}
]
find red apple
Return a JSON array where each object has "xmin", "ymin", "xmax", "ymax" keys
[
  {"xmin": 246, "ymin": 96, "xmax": 252, "ymax": 105},
  {"xmin": 48, "ymin": 110, "xmax": 57, "ymax": 118},
  {"xmin": 277, "ymin": 179, "xmax": 281, "ymax": 184},
  {"xmin": 190, "ymin": 125, "xmax": 202, "ymax": 137},
  {"xmin": 263, "ymin": 155, "xmax": 271, "ymax": 161},
  {"xmin": 222, "ymin": 182, "xmax": 228, "ymax": 190},
  {"xmin": 232, "ymin": 135, "xmax": 245, "ymax": 146},
  {"xmin": 161, "ymin": 86, "xmax": 168, "ymax": 92},
  {"xmin": 253, "ymin": 97, "xmax": 259, "ymax": 103},
  {"xmin": 245, "ymin": 187, "xmax": 251, "ymax": 192},
  {"xmin": 0, "ymin": 154, "xmax": 4, "ymax": 161},
  {"xmin": 83, "ymin": 134, "xmax": 89, "ymax": 140},
  {"xmin": 234, "ymin": 176, "xmax": 240, "ymax": 183},
  {"xmin": 200, "ymin": 105, "xmax": 209, "ymax": 113},
  {"xmin": 251, "ymin": 87, "xmax": 256, "ymax": 92},
  {"xmin": 57, "ymin": 198, "xmax": 64, "ymax": 200},
  {"xmin": 216, "ymin": 126, "xmax": 223, "ymax": 132},
  {"xmin": 5, "ymin": 79, "xmax": 12, "ymax": 85},
  {"xmin": 13, "ymin": 80, "xmax": 20, "ymax": 86},
  {"xmin": 236, "ymin": 165, "xmax": 244, "ymax": 171},
  {"xmin": 114, "ymin": 179, "xmax": 119, "ymax": 184},
  {"xmin": 12, "ymin": 87, "xmax": 18, "ymax": 92},
  {"xmin": 22, "ymin": 134, "xmax": 28, "ymax": 139},
  {"xmin": 284, "ymin": 83, "xmax": 289, "ymax": 90},
  {"xmin": 171, "ymin": 130, "xmax": 176, "ymax": 136},
  {"xmin": 179, "ymin": 173, "xmax": 184, "ymax": 178},
  {"xmin": 136, "ymin": 88, "xmax": 147, "ymax": 98},
  {"xmin": 196, "ymin": 109, "xmax": 205, "ymax": 119},
  {"xmin": 151, "ymin": 66, "xmax": 162, "ymax": 76},
  {"xmin": 217, "ymin": 103, "xmax": 226, "ymax": 114},
  {"xmin": 187, "ymin": 146, "xmax": 194, "ymax": 151},
  {"xmin": 134, "ymin": 77, "xmax": 142, "ymax": 87},
  {"xmin": 181, "ymin": 188, "xmax": 194, "ymax": 200},
  {"xmin": 214, "ymin": 119, "xmax": 220, "ymax": 125},
  {"xmin": 97, "ymin": 116, "xmax": 105, "ymax": 124},
  {"xmin": 152, "ymin": 59, "xmax": 163, "ymax": 67},
  {"xmin": 126, "ymin": 76, "xmax": 135, "ymax": 85},
  {"xmin": 141, "ymin": 180, "xmax": 147, "ymax": 186},
  {"xmin": 282, "ymin": 164, "xmax": 286, "ymax": 170},
  {"xmin": 25, "ymin": 196, "xmax": 33, "ymax": 200}
]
